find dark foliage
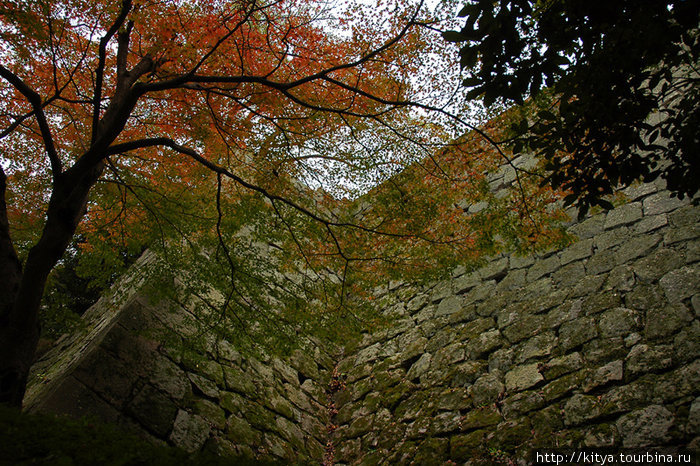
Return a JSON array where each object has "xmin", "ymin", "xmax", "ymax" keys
[
  {"xmin": 444, "ymin": 0, "xmax": 700, "ymax": 215},
  {"xmin": 0, "ymin": 405, "xmax": 280, "ymax": 465}
]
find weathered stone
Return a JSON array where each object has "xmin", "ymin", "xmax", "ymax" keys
[
  {"xmin": 215, "ymin": 340, "xmax": 241, "ymax": 364},
  {"xmin": 546, "ymin": 300, "xmax": 582, "ymax": 328},
  {"xmin": 188, "ymin": 359, "xmax": 224, "ymax": 387},
  {"xmin": 150, "ymin": 354, "xmax": 189, "ymax": 400},
  {"xmin": 127, "ymin": 384, "xmax": 178, "ymax": 437},
  {"xmin": 222, "ymin": 365, "xmax": 257, "ymax": 396},
  {"xmin": 598, "ymin": 307, "xmax": 640, "ymax": 338},
  {"xmin": 552, "ymin": 261, "xmax": 587, "ymax": 287},
  {"xmin": 243, "ymin": 402, "xmax": 277, "ymax": 432},
  {"xmin": 689, "ymin": 398, "xmax": 700, "ymax": 435},
  {"xmin": 582, "ymin": 337, "xmax": 627, "ymax": 365},
  {"xmin": 510, "ymin": 254, "xmax": 535, "ymax": 269},
  {"xmin": 616, "ymin": 405, "xmax": 674, "ymax": 447},
  {"xmin": 407, "ymin": 293, "xmax": 429, "ymax": 313},
  {"xmin": 615, "ymin": 233, "xmax": 662, "ymax": 265},
  {"xmin": 431, "ymin": 281, "xmax": 454, "ymax": 302},
  {"xmin": 582, "ymin": 290, "xmax": 623, "ymax": 315},
  {"xmin": 568, "ymin": 214, "xmax": 605, "ymax": 239},
  {"xmin": 225, "ymin": 417, "xmax": 259, "ymax": 451},
  {"xmin": 633, "ymin": 248, "xmax": 685, "ymax": 284},
  {"xmin": 188, "ymin": 373, "xmax": 219, "ymax": 399},
  {"xmin": 634, "ymin": 213, "xmax": 668, "ymax": 234},
  {"xmin": 604, "ymin": 202, "xmax": 642, "ymax": 229},
  {"xmin": 643, "ymin": 191, "xmax": 686, "ymax": 215},
  {"xmin": 436, "ymin": 295, "xmax": 463, "ymax": 316},
  {"xmin": 463, "ymin": 280, "xmax": 497, "ymax": 306},
  {"xmin": 433, "ymin": 410, "xmax": 462, "ymax": 434},
  {"xmin": 583, "ymin": 423, "xmax": 619, "ymax": 448},
  {"xmin": 406, "ymin": 353, "xmax": 431, "ymax": 381},
  {"xmin": 559, "ymin": 317, "xmax": 598, "ymax": 351},
  {"xmin": 582, "ymin": 360, "xmax": 623, "ymax": 392},
  {"xmin": 219, "ymin": 390, "xmax": 246, "ymax": 415},
  {"xmin": 527, "ymin": 255, "xmax": 561, "ymax": 282},
  {"xmin": 541, "ymin": 352, "xmax": 583, "ymax": 380},
  {"xmin": 290, "ymin": 349, "xmax": 320, "ymax": 380},
  {"xmin": 263, "ymin": 433, "xmax": 294, "ymax": 459},
  {"xmin": 501, "ymin": 390, "xmax": 545, "ymax": 419},
  {"xmin": 479, "ymin": 257, "xmax": 509, "ymax": 281},
  {"xmin": 466, "ymin": 329, "xmax": 504, "ymax": 359},
  {"xmin": 460, "ymin": 404, "xmax": 502, "ymax": 430},
  {"xmin": 645, "ymin": 303, "xmax": 694, "ymax": 339},
  {"xmin": 623, "ymin": 181, "xmax": 657, "ymax": 200},
  {"xmin": 571, "ymin": 274, "xmax": 606, "ymax": 297},
  {"xmin": 70, "ymin": 354, "xmax": 134, "ymax": 412},
  {"xmin": 267, "ymin": 393, "xmax": 296, "ymax": 420},
  {"xmin": 450, "ymin": 360, "xmax": 488, "ymax": 387},
  {"xmin": 169, "ymin": 410, "xmax": 210, "ymax": 453},
  {"xmin": 560, "ymin": 238, "xmax": 594, "ymax": 265},
  {"xmin": 595, "ymin": 227, "xmax": 630, "ymax": 251},
  {"xmin": 652, "ymin": 360, "xmax": 700, "ymax": 403},
  {"xmin": 542, "ymin": 371, "xmax": 586, "ymax": 402},
  {"xmin": 626, "ymin": 344, "xmax": 674, "ymax": 377},
  {"xmin": 626, "ymin": 284, "xmax": 666, "ymax": 311},
  {"xmin": 586, "ymin": 249, "xmax": 617, "ymax": 275},
  {"xmin": 275, "ymin": 416, "xmax": 305, "ymax": 449},
  {"xmin": 450, "ymin": 430, "xmax": 487, "ymax": 460},
  {"xmin": 194, "ymin": 399, "xmax": 226, "ymax": 429},
  {"xmin": 674, "ymin": 320, "xmax": 700, "ymax": 363},
  {"xmin": 659, "ymin": 266, "xmax": 700, "ymax": 302},
  {"xmin": 515, "ymin": 332, "xmax": 556, "ymax": 363},
  {"xmin": 471, "ymin": 373, "xmax": 505, "ymax": 405},
  {"xmin": 505, "ymin": 363, "xmax": 544, "ymax": 392},
  {"xmin": 501, "ymin": 314, "xmax": 547, "ymax": 344},
  {"xmin": 665, "ymin": 224, "xmax": 700, "ymax": 245},
  {"xmin": 564, "ymin": 394, "xmax": 602, "ymax": 426},
  {"xmin": 605, "ymin": 265, "xmax": 636, "ymax": 291},
  {"xmin": 496, "ymin": 268, "xmax": 529, "ymax": 291}
]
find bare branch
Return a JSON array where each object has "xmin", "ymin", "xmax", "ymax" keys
[
  {"xmin": 92, "ymin": 0, "xmax": 133, "ymax": 144},
  {"xmin": 0, "ymin": 65, "xmax": 62, "ymax": 177}
]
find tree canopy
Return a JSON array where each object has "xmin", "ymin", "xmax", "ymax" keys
[
  {"xmin": 0, "ymin": 0, "xmax": 571, "ymax": 406},
  {"xmin": 444, "ymin": 0, "xmax": 700, "ymax": 215}
]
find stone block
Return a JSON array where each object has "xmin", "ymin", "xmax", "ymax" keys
[
  {"xmin": 471, "ymin": 373, "xmax": 505, "ymax": 405},
  {"xmin": 616, "ymin": 405, "xmax": 674, "ymax": 448},
  {"xmin": 541, "ymin": 352, "xmax": 583, "ymax": 380},
  {"xmin": 643, "ymin": 192, "xmax": 686, "ymax": 215},
  {"xmin": 598, "ymin": 307, "xmax": 641, "ymax": 338},
  {"xmin": 505, "ymin": 363, "xmax": 544, "ymax": 392},
  {"xmin": 564, "ymin": 394, "xmax": 602, "ymax": 426},
  {"xmin": 625, "ymin": 344, "xmax": 674, "ymax": 377},
  {"xmin": 559, "ymin": 317, "xmax": 597, "ymax": 351},
  {"xmin": 614, "ymin": 233, "xmax": 662, "ymax": 265},
  {"xmin": 169, "ymin": 410, "xmax": 210, "ymax": 453},
  {"xmin": 604, "ymin": 202, "xmax": 642, "ymax": 229},
  {"xmin": 645, "ymin": 303, "xmax": 694, "ymax": 339}
]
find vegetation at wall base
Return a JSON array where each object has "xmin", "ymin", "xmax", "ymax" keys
[{"xmin": 0, "ymin": 405, "xmax": 281, "ymax": 466}]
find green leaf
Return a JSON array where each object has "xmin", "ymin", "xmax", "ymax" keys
[
  {"xmin": 442, "ymin": 30, "xmax": 465, "ymax": 43},
  {"xmin": 461, "ymin": 77, "xmax": 481, "ymax": 87}
]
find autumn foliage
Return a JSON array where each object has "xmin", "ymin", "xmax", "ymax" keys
[{"xmin": 1, "ymin": 0, "xmax": 567, "ymax": 406}]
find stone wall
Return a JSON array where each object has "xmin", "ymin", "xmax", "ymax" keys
[
  {"xmin": 29, "ymin": 285, "xmax": 336, "ymax": 463},
  {"xmin": 330, "ymin": 179, "xmax": 700, "ymax": 463},
  {"xmin": 27, "ymin": 173, "xmax": 700, "ymax": 464}
]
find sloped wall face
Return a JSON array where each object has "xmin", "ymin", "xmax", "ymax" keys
[
  {"xmin": 331, "ymin": 182, "xmax": 700, "ymax": 464},
  {"xmin": 32, "ymin": 294, "xmax": 335, "ymax": 463}
]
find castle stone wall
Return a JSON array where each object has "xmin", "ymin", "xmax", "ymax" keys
[{"xmin": 330, "ymin": 180, "xmax": 700, "ymax": 464}]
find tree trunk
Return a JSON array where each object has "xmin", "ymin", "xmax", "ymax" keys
[{"xmin": 0, "ymin": 164, "xmax": 104, "ymax": 407}]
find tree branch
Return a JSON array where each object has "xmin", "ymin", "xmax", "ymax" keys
[
  {"xmin": 0, "ymin": 65, "xmax": 62, "ymax": 178},
  {"xmin": 92, "ymin": 0, "xmax": 132, "ymax": 144}
]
